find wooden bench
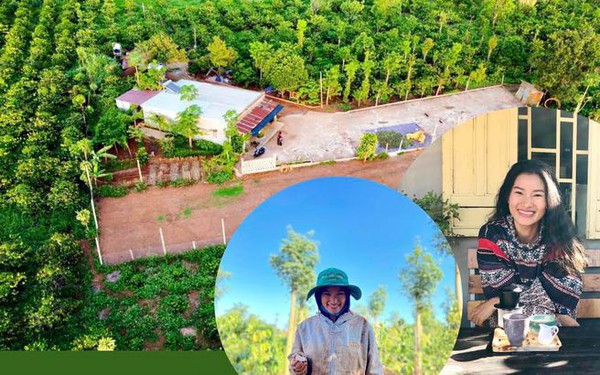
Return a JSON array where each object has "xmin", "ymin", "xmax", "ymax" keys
[{"xmin": 467, "ymin": 248, "xmax": 600, "ymax": 321}]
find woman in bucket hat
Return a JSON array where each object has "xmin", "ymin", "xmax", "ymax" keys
[{"xmin": 288, "ymin": 268, "xmax": 383, "ymax": 375}]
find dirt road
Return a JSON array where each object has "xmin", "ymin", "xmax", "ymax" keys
[{"xmin": 98, "ymin": 152, "xmax": 421, "ymax": 264}]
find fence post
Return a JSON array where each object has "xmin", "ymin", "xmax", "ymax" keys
[
  {"xmin": 95, "ymin": 236, "xmax": 103, "ymax": 265},
  {"xmin": 193, "ymin": 241, "xmax": 197, "ymax": 249},
  {"xmin": 137, "ymin": 158, "xmax": 143, "ymax": 182},
  {"xmin": 129, "ymin": 249, "xmax": 134, "ymax": 260},
  {"xmin": 221, "ymin": 218, "xmax": 226, "ymax": 245},
  {"xmin": 159, "ymin": 227, "xmax": 167, "ymax": 255}
]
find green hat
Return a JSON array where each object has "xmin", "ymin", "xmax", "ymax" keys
[{"xmin": 306, "ymin": 268, "xmax": 362, "ymax": 301}]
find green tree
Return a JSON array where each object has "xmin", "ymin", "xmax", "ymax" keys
[
  {"xmin": 324, "ymin": 65, "xmax": 342, "ymax": 106},
  {"xmin": 531, "ymin": 25, "xmax": 600, "ymax": 108},
  {"xmin": 264, "ymin": 50, "xmax": 308, "ymax": 98},
  {"xmin": 296, "ymin": 19, "xmax": 307, "ymax": 49},
  {"xmin": 180, "ymin": 84, "xmax": 199, "ymax": 101},
  {"xmin": 175, "ymin": 105, "xmax": 203, "ymax": 148},
  {"xmin": 269, "ymin": 226, "xmax": 319, "ymax": 357},
  {"xmin": 368, "ymin": 285, "xmax": 387, "ymax": 324},
  {"xmin": 355, "ymin": 51, "xmax": 374, "ymax": 107},
  {"xmin": 138, "ymin": 33, "xmax": 187, "ymax": 64},
  {"xmin": 249, "ymin": 41, "xmax": 273, "ymax": 82},
  {"xmin": 399, "ymin": 241, "xmax": 442, "ymax": 375},
  {"xmin": 343, "ymin": 60, "xmax": 360, "ymax": 103},
  {"xmin": 487, "ymin": 35, "xmax": 498, "ymax": 62},
  {"xmin": 127, "ymin": 48, "xmax": 149, "ymax": 87},
  {"xmin": 356, "ymin": 133, "xmax": 377, "ymax": 161},
  {"xmin": 482, "ymin": 0, "xmax": 515, "ymax": 28},
  {"xmin": 138, "ymin": 62, "xmax": 166, "ymax": 90},
  {"xmin": 93, "ymin": 107, "xmax": 131, "ymax": 154},
  {"xmin": 79, "ymin": 144, "xmax": 116, "ymax": 187},
  {"xmin": 218, "ymin": 305, "xmax": 286, "ymax": 374},
  {"xmin": 412, "ymin": 191, "xmax": 461, "ymax": 309},
  {"xmin": 207, "ymin": 36, "xmax": 237, "ymax": 75},
  {"xmin": 421, "ymin": 38, "xmax": 434, "ymax": 62},
  {"xmin": 377, "ymin": 52, "xmax": 402, "ymax": 105}
]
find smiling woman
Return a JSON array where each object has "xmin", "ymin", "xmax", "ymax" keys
[
  {"xmin": 288, "ymin": 268, "xmax": 383, "ymax": 375},
  {"xmin": 469, "ymin": 159, "xmax": 588, "ymax": 327}
]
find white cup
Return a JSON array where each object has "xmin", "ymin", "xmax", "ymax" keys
[{"xmin": 537, "ymin": 324, "xmax": 559, "ymax": 345}]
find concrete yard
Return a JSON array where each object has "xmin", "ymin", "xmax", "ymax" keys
[{"xmin": 255, "ymin": 86, "xmax": 523, "ymax": 164}]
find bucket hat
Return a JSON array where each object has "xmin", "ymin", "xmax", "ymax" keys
[{"xmin": 306, "ymin": 268, "xmax": 362, "ymax": 300}]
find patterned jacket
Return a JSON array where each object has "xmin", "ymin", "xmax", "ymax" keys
[{"xmin": 477, "ymin": 215, "xmax": 583, "ymax": 318}]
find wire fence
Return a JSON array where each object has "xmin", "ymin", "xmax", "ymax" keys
[
  {"xmin": 100, "ymin": 219, "xmax": 229, "ymax": 265},
  {"xmin": 102, "ymin": 237, "xmax": 227, "ymax": 265}
]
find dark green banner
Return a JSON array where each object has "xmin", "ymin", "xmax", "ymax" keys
[{"xmin": 0, "ymin": 351, "xmax": 236, "ymax": 375}]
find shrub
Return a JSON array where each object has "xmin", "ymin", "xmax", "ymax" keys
[
  {"xmin": 339, "ymin": 103, "xmax": 352, "ymax": 111},
  {"xmin": 376, "ymin": 152, "xmax": 389, "ymax": 159},
  {"xmin": 96, "ymin": 184, "xmax": 128, "ymax": 198},
  {"xmin": 202, "ymin": 158, "xmax": 235, "ymax": 185},
  {"xmin": 170, "ymin": 179, "xmax": 195, "ymax": 187},
  {"xmin": 193, "ymin": 139, "xmax": 223, "ymax": 156},
  {"xmin": 159, "ymin": 294, "xmax": 189, "ymax": 314},
  {"xmin": 412, "ymin": 191, "xmax": 460, "ymax": 236},
  {"xmin": 103, "ymin": 158, "xmax": 137, "ymax": 172},
  {"xmin": 356, "ymin": 133, "xmax": 377, "ymax": 161},
  {"xmin": 136, "ymin": 146, "xmax": 150, "ymax": 165},
  {"xmin": 134, "ymin": 181, "xmax": 148, "ymax": 192},
  {"xmin": 231, "ymin": 134, "xmax": 245, "ymax": 154},
  {"xmin": 159, "ymin": 136, "xmax": 175, "ymax": 156},
  {"xmin": 376, "ymin": 130, "xmax": 403, "ymax": 149}
]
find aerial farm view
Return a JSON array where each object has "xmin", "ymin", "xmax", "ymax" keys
[{"xmin": 0, "ymin": 0, "xmax": 598, "ymax": 373}]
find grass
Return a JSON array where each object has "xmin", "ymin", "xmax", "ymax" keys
[
  {"xmin": 212, "ymin": 184, "xmax": 244, "ymax": 198},
  {"xmin": 103, "ymin": 158, "xmax": 138, "ymax": 173},
  {"xmin": 320, "ymin": 160, "xmax": 337, "ymax": 165},
  {"xmin": 176, "ymin": 207, "xmax": 193, "ymax": 219}
]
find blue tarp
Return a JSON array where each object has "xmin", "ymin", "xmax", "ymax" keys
[{"xmin": 251, "ymin": 104, "xmax": 284, "ymax": 136}]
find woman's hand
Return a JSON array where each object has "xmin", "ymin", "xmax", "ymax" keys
[
  {"xmin": 557, "ymin": 314, "xmax": 580, "ymax": 327},
  {"xmin": 289, "ymin": 354, "xmax": 308, "ymax": 374},
  {"xmin": 468, "ymin": 297, "xmax": 499, "ymax": 326}
]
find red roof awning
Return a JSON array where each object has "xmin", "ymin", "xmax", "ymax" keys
[
  {"xmin": 116, "ymin": 90, "xmax": 160, "ymax": 106},
  {"xmin": 237, "ymin": 99, "xmax": 283, "ymax": 134}
]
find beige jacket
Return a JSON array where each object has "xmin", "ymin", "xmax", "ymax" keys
[{"xmin": 288, "ymin": 311, "xmax": 383, "ymax": 375}]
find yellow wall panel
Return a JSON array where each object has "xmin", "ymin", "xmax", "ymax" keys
[
  {"xmin": 443, "ymin": 108, "xmax": 518, "ymax": 235},
  {"xmin": 588, "ymin": 119, "xmax": 600, "ymax": 238},
  {"xmin": 452, "ymin": 207, "xmax": 495, "ymax": 236}
]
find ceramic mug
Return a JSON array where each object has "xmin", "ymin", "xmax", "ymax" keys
[
  {"xmin": 498, "ymin": 306, "xmax": 523, "ymax": 328},
  {"xmin": 503, "ymin": 313, "xmax": 530, "ymax": 347},
  {"xmin": 538, "ymin": 324, "xmax": 559, "ymax": 345}
]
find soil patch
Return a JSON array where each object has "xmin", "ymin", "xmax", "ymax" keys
[{"xmin": 98, "ymin": 152, "xmax": 420, "ymax": 263}]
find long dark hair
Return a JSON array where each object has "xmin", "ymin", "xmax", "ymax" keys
[{"xmin": 491, "ymin": 159, "xmax": 587, "ymax": 274}]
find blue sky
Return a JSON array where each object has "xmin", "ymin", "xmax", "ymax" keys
[{"xmin": 215, "ymin": 177, "xmax": 456, "ymax": 328}]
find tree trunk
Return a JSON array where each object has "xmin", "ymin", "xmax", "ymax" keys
[
  {"xmin": 414, "ymin": 306, "xmax": 422, "ymax": 375},
  {"xmin": 285, "ymin": 289, "xmax": 298, "ymax": 356},
  {"xmin": 189, "ymin": 136, "xmax": 193, "ymax": 149},
  {"xmin": 455, "ymin": 264, "xmax": 463, "ymax": 315}
]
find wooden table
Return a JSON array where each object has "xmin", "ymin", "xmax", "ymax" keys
[{"xmin": 443, "ymin": 319, "xmax": 600, "ymax": 374}]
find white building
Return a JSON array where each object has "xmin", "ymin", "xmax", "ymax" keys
[{"xmin": 115, "ymin": 79, "xmax": 272, "ymax": 145}]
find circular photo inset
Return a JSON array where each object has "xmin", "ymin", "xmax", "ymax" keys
[{"xmin": 216, "ymin": 177, "xmax": 460, "ymax": 374}]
